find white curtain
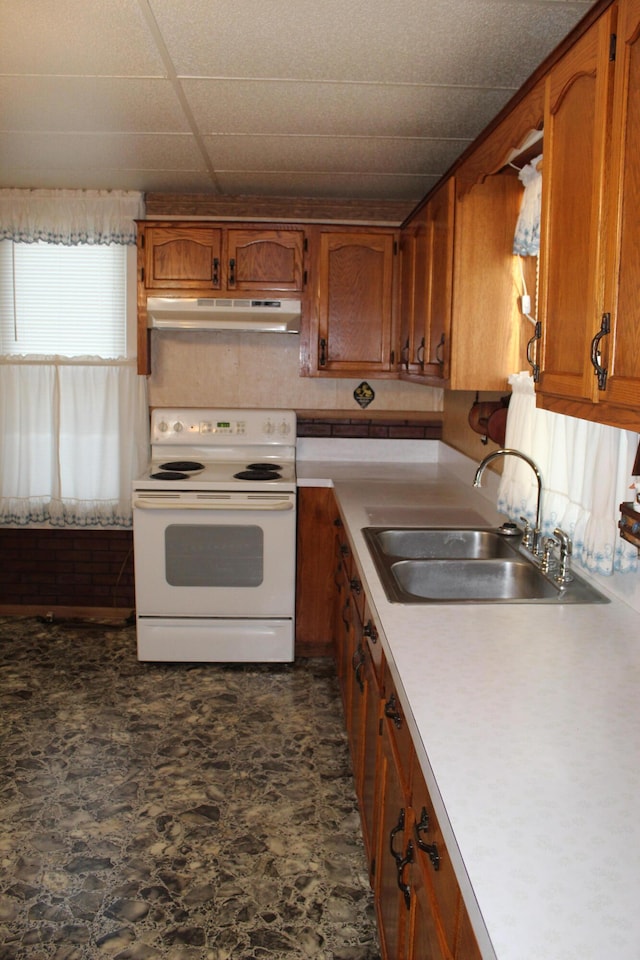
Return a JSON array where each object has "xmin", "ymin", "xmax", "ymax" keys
[
  {"xmin": 0, "ymin": 358, "xmax": 148, "ymax": 526},
  {"xmin": 0, "ymin": 189, "xmax": 143, "ymax": 245},
  {"xmin": 0, "ymin": 189, "xmax": 148, "ymax": 527},
  {"xmin": 497, "ymin": 372, "xmax": 638, "ymax": 575}
]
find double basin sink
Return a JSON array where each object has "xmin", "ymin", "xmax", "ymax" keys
[{"xmin": 363, "ymin": 526, "xmax": 609, "ymax": 604}]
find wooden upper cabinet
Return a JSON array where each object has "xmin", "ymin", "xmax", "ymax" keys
[
  {"xmin": 142, "ymin": 225, "xmax": 222, "ymax": 289},
  {"xmin": 309, "ymin": 228, "xmax": 398, "ymax": 376},
  {"xmin": 599, "ymin": 0, "xmax": 640, "ymax": 417},
  {"xmin": 139, "ymin": 222, "xmax": 305, "ymax": 294},
  {"xmin": 448, "ymin": 171, "xmax": 525, "ymax": 391},
  {"xmin": 398, "ymin": 178, "xmax": 454, "ymax": 385},
  {"xmin": 537, "ymin": 7, "xmax": 617, "ymax": 405},
  {"xmin": 422, "ymin": 178, "xmax": 454, "ymax": 382},
  {"xmin": 224, "ymin": 229, "xmax": 305, "ymax": 293}
]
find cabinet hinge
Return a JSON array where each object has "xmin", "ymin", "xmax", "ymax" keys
[
  {"xmin": 303, "ymin": 269, "xmax": 308, "ymax": 286},
  {"xmin": 378, "ymin": 717, "xmax": 383, "ymax": 736},
  {"xmin": 303, "ymin": 237, "xmax": 308, "ymax": 252},
  {"xmin": 393, "ymin": 240, "xmax": 398, "ymax": 255},
  {"xmin": 610, "ymin": 33, "xmax": 617, "ymax": 61},
  {"xmin": 140, "ymin": 267, "xmax": 145, "ymax": 283},
  {"xmin": 370, "ymin": 856, "xmax": 376, "ymax": 878},
  {"xmin": 140, "ymin": 234, "xmax": 145, "ymax": 247}
]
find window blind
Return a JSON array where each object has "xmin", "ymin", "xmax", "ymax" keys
[{"xmin": 0, "ymin": 240, "xmax": 127, "ymax": 358}]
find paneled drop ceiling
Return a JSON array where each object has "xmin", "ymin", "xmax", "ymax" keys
[{"xmin": 0, "ymin": 0, "xmax": 597, "ymax": 208}]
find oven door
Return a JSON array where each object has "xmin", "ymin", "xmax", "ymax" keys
[{"xmin": 132, "ymin": 490, "xmax": 296, "ymax": 618}]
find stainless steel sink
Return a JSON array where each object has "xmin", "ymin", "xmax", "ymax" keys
[
  {"xmin": 371, "ymin": 527, "xmax": 517, "ymax": 559},
  {"xmin": 363, "ymin": 527, "xmax": 609, "ymax": 604}
]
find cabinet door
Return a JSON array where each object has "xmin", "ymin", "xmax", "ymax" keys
[
  {"xmin": 537, "ymin": 8, "xmax": 616, "ymax": 403},
  {"xmin": 295, "ymin": 486, "xmax": 337, "ymax": 657},
  {"xmin": 143, "ymin": 226, "xmax": 222, "ymax": 289},
  {"xmin": 421, "ymin": 177, "xmax": 454, "ymax": 382},
  {"xmin": 449, "ymin": 172, "xmax": 524, "ymax": 390},
  {"xmin": 315, "ymin": 231, "xmax": 397, "ymax": 375},
  {"xmin": 411, "ymin": 762, "xmax": 460, "ymax": 957},
  {"xmin": 225, "ymin": 229, "xmax": 305, "ymax": 293},
  {"xmin": 601, "ymin": 0, "xmax": 640, "ymax": 414},
  {"xmin": 376, "ymin": 718, "xmax": 411, "ymax": 960},
  {"xmin": 360, "ymin": 631, "xmax": 382, "ymax": 874},
  {"xmin": 398, "ymin": 221, "xmax": 420, "ymax": 376}
]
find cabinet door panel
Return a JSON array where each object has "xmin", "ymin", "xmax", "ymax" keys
[
  {"xmin": 603, "ymin": 0, "xmax": 640, "ymax": 410},
  {"xmin": 226, "ymin": 229, "xmax": 304, "ymax": 292},
  {"xmin": 317, "ymin": 232, "xmax": 395, "ymax": 374},
  {"xmin": 538, "ymin": 10, "xmax": 615, "ymax": 403},
  {"xmin": 145, "ymin": 227, "xmax": 222, "ymax": 288}
]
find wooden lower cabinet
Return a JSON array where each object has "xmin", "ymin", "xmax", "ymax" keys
[
  {"xmin": 328, "ymin": 522, "xmax": 483, "ymax": 959},
  {"xmin": 295, "ymin": 486, "xmax": 338, "ymax": 657}
]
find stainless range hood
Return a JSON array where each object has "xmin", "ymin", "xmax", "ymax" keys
[{"xmin": 147, "ymin": 297, "xmax": 301, "ymax": 334}]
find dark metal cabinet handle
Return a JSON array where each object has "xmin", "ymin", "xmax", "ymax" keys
[
  {"xmin": 228, "ymin": 258, "xmax": 236, "ymax": 286},
  {"xmin": 319, "ymin": 338, "xmax": 327, "ymax": 366},
  {"xmin": 389, "ymin": 807, "xmax": 405, "ymax": 865},
  {"xmin": 397, "ymin": 840, "xmax": 413, "ymax": 910},
  {"xmin": 415, "ymin": 806, "xmax": 440, "ymax": 871},
  {"xmin": 401, "ymin": 337, "xmax": 410, "ymax": 371},
  {"xmin": 350, "ymin": 577, "xmax": 362, "ymax": 595},
  {"xmin": 526, "ymin": 320, "xmax": 541, "ymax": 382},
  {"xmin": 212, "ymin": 257, "xmax": 219, "ymax": 285},
  {"xmin": 352, "ymin": 644, "xmax": 365, "ymax": 692},
  {"xmin": 384, "ymin": 693, "xmax": 403, "ymax": 729},
  {"xmin": 435, "ymin": 332, "xmax": 445, "ymax": 364},
  {"xmin": 416, "ymin": 336, "xmax": 425, "ymax": 371},
  {"xmin": 590, "ymin": 313, "xmax": 610, "ymax": 390},
  {"xmin": 363, "ymin": 620, "xmax": 377, "ymax": 643}
]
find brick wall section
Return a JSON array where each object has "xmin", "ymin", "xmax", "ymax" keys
[
  {"xmin": 0, "ymin": 529, "xmax": 135, "ymax": 610},
  {"xmin": 296, "ymin": 416, "xmax": 443, "ymax": 440}
]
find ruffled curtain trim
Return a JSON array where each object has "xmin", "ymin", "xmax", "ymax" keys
[
  {"xmin": 0, "ymin": 189, "xmax": 144, "ymax": 245},
  {"xmin": 513, "ymin": 155, "xmax": 542, "ymax": 256}
]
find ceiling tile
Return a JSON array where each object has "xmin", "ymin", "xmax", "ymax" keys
[
  {"xmin": 0, "ymin": 0, "xmax": 164, "ymax": 76},
  {"xmin": 183, "ymin": 79, "xmax": 512, "ymax": 140},
  {"xmin": 0, "ymin": 78, "xmax": 190, "ymax": 134},
  {"xmin": 0, "ymin": 133, "xmax": 205, "ymax": 170},
  {"xmin": 151, "ymin": 0, "xmax": 594, "ymax": 85},
  {"xmin": 202, "ymin": 135, "xmax": 467, "ymax": 176}
]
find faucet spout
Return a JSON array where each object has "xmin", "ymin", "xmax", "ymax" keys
[{"xmin": 473, "ymin": 448, "xmax": 544, "ymax": 554}]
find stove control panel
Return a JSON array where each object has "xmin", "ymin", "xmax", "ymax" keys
[{"xmin": 151, "ymin": 408, "xmax": 297, "ymax": 446}]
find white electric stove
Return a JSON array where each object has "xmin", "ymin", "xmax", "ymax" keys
[{"xmin": 132, "ymin": 408, "xmax": 297, "ymax": 663}]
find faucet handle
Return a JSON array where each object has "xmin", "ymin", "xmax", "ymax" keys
[
  {"xmin": 519, "ymin": 516, "xmax": 534, "ymax": 550},
  {"xmin": 553, "ymin": 528, "xmax": 573, "ymax": 583}
]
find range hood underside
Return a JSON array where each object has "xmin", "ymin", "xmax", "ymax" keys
[{"xmin": 147, "ymin": 297, "xmax": 301, "ymax": 334}]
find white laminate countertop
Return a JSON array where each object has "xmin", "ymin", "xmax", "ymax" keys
[{"xmin": 296, "ymin": 440, "xmax": 640, "ymax": 960}]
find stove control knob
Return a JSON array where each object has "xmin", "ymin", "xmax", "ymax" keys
[
  {"xmin": 263, "ymin": 419, "xmax": 275, "ymax": 435},
  {"xmin": 278, "ymin": 420, "xmax": 291, "ymax": 436},
  {"xmin": 157, "ymin": 420, "xmax": 169, "ymax": 433},
  {"xmin": 173, "ymin": 421, "xmax": 184, "ymax": 433}
]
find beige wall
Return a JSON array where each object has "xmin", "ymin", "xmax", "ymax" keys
[{"xmin": 148, "ymin": 331, "xmax": 444, "ymax": 413}]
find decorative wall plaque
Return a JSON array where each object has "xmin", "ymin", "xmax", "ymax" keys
[{"xmin": 354, "ymin": 381, "xmax": 375, "ymax": 408}]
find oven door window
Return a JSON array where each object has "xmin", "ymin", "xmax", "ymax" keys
[{"xmin": 165, "ymin": 524, "xmax": 263, "ymax": 587}]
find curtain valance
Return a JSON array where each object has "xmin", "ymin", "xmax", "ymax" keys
[{"xmin": 0, "ymin": 189, "xmax": 144, "ymax": 245}]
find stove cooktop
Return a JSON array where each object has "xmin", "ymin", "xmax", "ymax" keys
[{"xmin": 135, "ymin": 408, "xmax": 298, "ymax": 493}]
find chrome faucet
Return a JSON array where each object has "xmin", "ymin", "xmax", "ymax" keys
[
  {"xmin": 553, "ymin": 527, "xmax": 573, "ymax": 583},
  {"xmin": 473, "ymin": 448, "xmax": 544, "ymax": 555}
]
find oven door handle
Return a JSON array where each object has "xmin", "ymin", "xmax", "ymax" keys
[{"xmin": 133, "ymin": 497, "xmax": 295, "ymax": 511}]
